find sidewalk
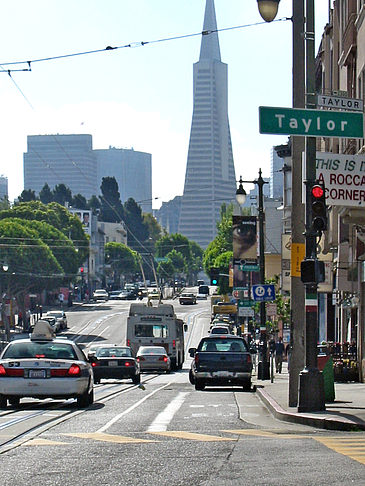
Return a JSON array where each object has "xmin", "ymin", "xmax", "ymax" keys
[{"xmin": 254, "ymin": 363, "xmax": 365, "ymax": 431}]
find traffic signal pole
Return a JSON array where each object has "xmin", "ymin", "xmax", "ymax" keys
[{"xmin": 298, "ymin": 0, "xmax": 325, "ymax": 412}]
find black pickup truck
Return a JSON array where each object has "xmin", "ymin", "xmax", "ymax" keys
[{"xmin": 189, "ymin": 335, "xmax": 253, "ymax": 391}]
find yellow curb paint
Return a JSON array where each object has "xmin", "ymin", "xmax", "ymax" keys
[
  {"xmin": 63, "ymin": 432, "xmax": 157, "ymax": 444},
  {"xmin": 148, "ymin": 431, "xmax": 235, "ymax": 441},
  {"xmin": 22, "ymin": 438, "xmax": 70, "ymax": 446}
]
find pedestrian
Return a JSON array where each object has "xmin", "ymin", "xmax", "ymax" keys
[
  {"xmin": 35, "ymin": 304, "xmax": 39, "ymax": 320},
  {"xmin": 275, "ymin": 336, "xmax": 285, "ymax": 373},
  {"xmin": 18, "ymin": 311, "xmax": 23, "ymax": 327},
  {"xmin": 39, "ymin": 305, "xmax": 43, "ymax": 318},
  {"xmin": 58, "ymin": 292, "xmax": 64, "ymax": 307},
  {"xmin": 26, "ymin": 309, "xmax": 31, "ymax": 331}
]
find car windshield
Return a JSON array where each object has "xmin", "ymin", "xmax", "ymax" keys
[
  {"xmin": 95, "ymin": 347, "xmax": 132, "ymax": 358},
  {"xmin": 199, "ymin": 339, "xmax": 248, "ymax": 352},
  {"xmin": 2, "ymin": 342, "xmax": 77, "ymax": 360},
  {"xmin": 47, "ymin": 312, "xmax": 63, "ymax": 317}
]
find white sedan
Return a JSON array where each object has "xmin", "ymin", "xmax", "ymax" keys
[{"xmin": 0, "ymin": 321, "xmax": 94, "ymax": 409}]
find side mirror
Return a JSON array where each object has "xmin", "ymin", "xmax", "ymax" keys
[
  {"xmin": 184, "ymin": 324, "xmax": 188, "ymax": 332},
  {"xmin": 188, "ymin": 347, "xmax": 196, "ymax": 357},
  {"xmin": 87, "ymin": 351, "xmax": 96, "ymax": 359}
]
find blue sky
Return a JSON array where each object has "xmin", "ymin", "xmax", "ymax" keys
[{"xmin": 0, "ymin": 0, "xmax": 331, "ymax": 207}]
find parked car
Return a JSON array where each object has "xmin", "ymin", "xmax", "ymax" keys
[
  {"xmin": 179, "ymin": 293, "xmax": 197, "ymax": 305},
  {"xmin": 88, "ymin": 345, "xmax": 140, "ymax": 384},
  {"xmin": 0, "ymin": 320, "xmax": 94, "ymax": 409},
  {"xmin": 92, "ymin": 289, "xmax": 109, "ymax": 301},
  {"xmin": 189, "ymin": 335, "xmax": 253, "ymax": 391},
  {"xmin": 44, "ymin": 310, "xmax": 67, "ymax": 330},
  {"xmin": 136, "ymin": 346, "xmax": 171, "ymax": 373}
]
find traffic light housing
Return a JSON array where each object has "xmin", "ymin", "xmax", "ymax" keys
[
  {"xmin": 300, "ymin": 259, "xmax": 325, "ymax": 285},
  {"xmin": 210, "ymin": 267, "xmax": 219, "ymax": 286},
  {"xmin": 310, "ymin": 181, "xmax": 327, "ymax": 234}
]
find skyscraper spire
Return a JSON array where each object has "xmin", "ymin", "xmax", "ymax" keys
[
  {"xmin": 199, "ymin": 0, "xmax": 221, "ymax": 61},
  {"xmin": 178, "ymin": 0, "xmax": 236, "ymax": 248}
]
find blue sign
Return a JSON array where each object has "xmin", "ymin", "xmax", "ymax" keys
[{"xmin": 252, "ymin": 284, "xmax": 276, "ymax": 302}]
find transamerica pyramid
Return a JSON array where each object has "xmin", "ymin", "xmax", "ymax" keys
[{"xmin": 178, "ymin": 0, "xmax": 236, "ymax": 248}]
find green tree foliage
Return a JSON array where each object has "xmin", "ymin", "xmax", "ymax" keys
[
  {"xmin": 0, "ymin": 201, "xmax": 88, "ymax": 263},
  {"xmin": 155, "ymin": 233, "xmax": 192, "ymax": 261},
  {"xmin": 104, "ymin": 242, "xmax": 138, "ymax": 285},
  {"xmin": 72, "ymin": 193, "xmax": 88, "ymax": 209},
  {"xmin": 157, "ymin": 259, "xmax": 175, "ymax": 281},
  {"xmin": 18, "ymin": 189, "xmax": 37, "ymax": 203},
  {"xmin": 39, "ymin": 183, "xmax": 53, "ymax": 204},
  {"xmin": 0, "ymin": 219, "xmax": 63, "ymax": 304},
  {"xmin": 88, "ymin": 195, "xmax": 101, "ymax": 213},
  {"xmin": 53, "ymin": 184, "xmax": 72, "ymax": 206},
  {"xmin": 214, "ymin": 251, "xmax": 233, "ymax": 294},
  {"xmin": 99, "ymin": 177, "xmax": 124, "ymax": 223},
  {"xmin": 166, "ymin": 249, "xmax": 185, "ymax": 273},
  {"xmin": 0, "ymin": 197, "xmax": 10, "ymax": 211},
  {"xmin": 123, "ymin": 198, "xmax": 149, "ymax": 251}
]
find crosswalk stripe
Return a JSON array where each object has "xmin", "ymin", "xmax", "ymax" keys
[
  {"xmin": 314, "ymin": 437, "xmax": 365, "ymax": 465},
  {"xmin": 149, "ymin": 431, "xmax": 235, "ymax": 441},
  {"xmin": 223, "ymin": 429, "xmax": 276, "ymax": 437},
  {"xmin": 63, "ymin": 433, "xmax": 157, "ymax": 444}
]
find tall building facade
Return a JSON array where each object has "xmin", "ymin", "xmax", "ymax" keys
[
  {"xmin": 24, "ymin": 134, "xmax": 98, "ymax": 199},
  {"xmin": 270, "ymin": 146, "xmax": 284, "ymax": 199},
  {"xmin": 178, "ymin": 0, "xmax": 236, "ymax": 248},
  {"xmin": 94, "ymin": 147, "xmax": 152, "ymax": 213},
  {"xmin": 23, "ymin": 136, "xmax": 152, "ymax": 211},
  {"xmin": 0, "ymin": 176, "xmax": 8, "ymax": 200}
]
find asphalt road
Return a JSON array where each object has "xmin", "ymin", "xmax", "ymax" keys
[{"xmin": 1, "ymin": 297, "xmax": 365, "ymax": 485}]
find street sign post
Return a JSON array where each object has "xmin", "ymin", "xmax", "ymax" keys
[
  {"xmin": 259, "ymin": 106, "xmax": 363, "ymax": 138},
  {"xmin": 252, "ymin": 284, "xmax": 276, "ymax": 302}
]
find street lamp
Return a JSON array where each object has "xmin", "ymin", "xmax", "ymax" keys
[
  {"xmin": 236, "ymin": 169, "xmax": 269, "ymax": 380},
  {"xmin": 257, "ymin": 0, "xmax": 281, "ymax": 22}
]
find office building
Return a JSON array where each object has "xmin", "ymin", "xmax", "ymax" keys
[{"xmin": 178, "ymin": 0, "xmax": 236, "ymax": 248}]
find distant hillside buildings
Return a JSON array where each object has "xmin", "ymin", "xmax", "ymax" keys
[{"xmin": 23, "ymin": 134, "xmax": 152, "ymax": 213}]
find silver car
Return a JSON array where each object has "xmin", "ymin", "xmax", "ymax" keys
[
  {"xmin": 136, "ymin": 346, "xmax": 171, "ymax": 373},
  {"xmin": 45, "ymin": 310, "xmax": 68, "ymax": 330}
]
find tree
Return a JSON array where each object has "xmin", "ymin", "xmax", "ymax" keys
[
  {"xmin": 72, "ymin": 193, "xmax": 88, "ymax": 209},
  {"xmin": 99, "ymin": 177, "xmax": 124, "ymax": 223},
  {"xmin": 0, "ymin": 197, "xmax": 10, "ymax": 211},
  {"xmin": 18, "ymin": 189, "xmax": 37, "ymax": 203},
  {"xmin": 157, "ymin": 259, "xmax": 175, "ymax": 282},
  {"xmin": 39, "ymin": 183, "xmax": 54, "ymax": 204},
  {"xmin": 124, "ymin": 198, "xmax": 149, "ymax": 251},
  {"xmin": 166, "ymin": 249, "xmax": 185, "ymax": 274},
  {"xmin": 104, "ymin": 242, "xmax": 138, "ymax": 286},
  {"xmin": 88, "ymin": 195, "xmax": 101, "ymax": 214},
  {"xmin": 155, "ymin": 233, "xmax": 192, "ymax": 261},
  {"xmin": 53, "ymin": 184, "xmax": 72, "ymax": 206}
]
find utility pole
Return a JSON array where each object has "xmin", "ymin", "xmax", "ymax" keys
[{"xmin": 289, "ymin": 0, "xmax": 306, "ymax": 408}]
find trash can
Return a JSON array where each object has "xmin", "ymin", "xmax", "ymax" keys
[{"xmin": 318, "ymin": 355, "xmax": 335, "ymax": 402}]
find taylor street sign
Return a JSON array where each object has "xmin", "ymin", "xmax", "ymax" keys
[
  {"xmin": 317, "ymin": 94, "xmax": 363, "ymax": 112},
  {"xmin": 252, "ymin": 284, "xmax": 276, "ymax": 302},
  {"xmin": 259, "ymin": 106, "xmax": 364, "ymax": 138}
]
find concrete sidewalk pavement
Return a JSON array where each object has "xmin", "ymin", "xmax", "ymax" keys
[{"xmin": 254, "ymin": 363, "xmax": 365, "ymax": 431}]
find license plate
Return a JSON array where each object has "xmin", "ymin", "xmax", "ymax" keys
[
  {"xmin": 108, "ymin": 361, "xmax": 118, "ymax": 367},
  {"xmin": 216, "ymin": 371, "xmax": 229, "ymax": 377},
  {"xmin": 29, "ymin": 370, "xmax": 46, "ymax": 378}
]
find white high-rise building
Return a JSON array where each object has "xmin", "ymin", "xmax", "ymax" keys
[
  {"xmin": 0, "ymin": 176, "xmax": 8, "ymax": 200},
  {"xmin": 178, "ymin": 0, "xmax": 236, "ymax": 248}
]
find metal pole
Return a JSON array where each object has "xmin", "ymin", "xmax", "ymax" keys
[
  {"xmin": 298, "ymin": 0, "xmax": 325, "ymax": 412},
  {"xmin": 257, "ymin": 168, "xmax": 269, "ymax": 380}
]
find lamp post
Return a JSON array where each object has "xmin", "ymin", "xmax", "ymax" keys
[
  {"xmin": 236, "ymin": 169, "xmax": 269, "ymax": 379},
  {"xmin": 257, "ymin": 0, "xmax": 325, "ymax": 410}
]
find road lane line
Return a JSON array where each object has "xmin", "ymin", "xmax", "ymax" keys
[
  {"xmin": 96, "ymin": 382, "xmax": 172, "ymax": 433},
  {"xmin": 147, "ymin": 392, "xmax": 189, "ymax": 432},
  {"xmin": 149, "ymin": 431, "xmax": 236, "ymax": 442}
]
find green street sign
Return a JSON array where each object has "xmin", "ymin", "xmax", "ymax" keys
[
  {"xmin": 238, "ymin": 299, "xmax": 254, "ymax": 307},
  {"xmin": 259, "ymin": 106, "xmax": 364, "ymax": 138},
  {"xmin": 154, "ymin": 257, "xmax": 169, "ymax": 263},
  {"xmin": 239, "ymin": 264, "xmax": 259, "ymax": 272}
]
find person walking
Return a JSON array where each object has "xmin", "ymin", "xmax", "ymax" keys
[
  {"xmin": 58, "ymin": 292, "xmax": 64, "ymax": 307},
  {"xmin": 275, "ymin": 336, "xmax": 285, "ymax": 374}
]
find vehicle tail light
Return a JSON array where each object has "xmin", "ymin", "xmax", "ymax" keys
[
  {"xmin": 137, "ymin": 357, "xmax": 145, "ymax": 362},
  {"xmin": 158, "ymin": 356, "xmax": 168, "ymax": 362},
  {"xmin": 172, "ymin": 340, "xmax": 176, "ymax": 348},
  {"xmin": 67, "ymin": 364, "xmax": 81, "ymax": 376},
  {"xmin": 124, "ymin": 361, "xmax": 131, "ymax": 367},
  {"xmin": 0, "ymin": 366, "xmax": 24, "ymax": 377},
  {"xmin": 246, "ymin": 354, "xmax": 252, "ymax": 364},
  {"xmin": 127, "ymin": 339, "xmax": 130, "ymax": 346},
  {"xmin": 194, "ymin": 354, "xmax": 199, "ymax": 365},
  {"xmin": 91, "ymin": 362, "xmax": 99, "ymax": 367}
]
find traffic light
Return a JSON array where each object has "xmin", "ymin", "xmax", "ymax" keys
[
  {"xmin": 300, "ymin": 259, "xmax": 325, "ymax": 284},
  {"xmin": 210, "ymin": 267, "xmax": 219, "ymax": 286},
  {"xmin": 80, "ymin": 267, "xmax": 84, "ymax": 274},
  {"xmin": 310, "ymin": 181, "xmax": 327, "ymax": 234}
]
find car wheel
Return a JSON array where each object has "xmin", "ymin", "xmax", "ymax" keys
[
  {"xmin": 0, "ymin": 395, "xmax": 7, "ymax": 409},
  {"xmin": 132, "ymin": 374, "xmax": 140, "ymax": 384},
  {"xmin": 189, "ymin": 369, "xmax": 195, "ymax": 385},
  {"xmin": 195, "ymin": 380, "xmax": 205, "ymax": 391},
  {"xmin": 77, "ymin": 389, "xmax": 91, "ymax": 408},
  {"xmin": 242, "ymin": 380, "xmax": 252, "ymax": 392},
  {"xmin": 9, "ymin": 397, "xmax": 20, "ymax": 407}
]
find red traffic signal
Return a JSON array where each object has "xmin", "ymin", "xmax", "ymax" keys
[
  {"xmin": 310, "ymin": 182, "xmax": 327, "ymax": 233},
  {"xmin": 80, "ymin": 267, "xmax": 84, "ymax": 273}
]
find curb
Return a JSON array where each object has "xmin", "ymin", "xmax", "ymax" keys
[{"xmin": 256, "ymin": 387, "xmax": 365, "ymax": 431}]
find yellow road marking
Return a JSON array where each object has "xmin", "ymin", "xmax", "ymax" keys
[
  {"xmin": 223, "ymin": 430, "xmax": 276, "ymax": 437},
  {"xmin": 63, "ymin": 433, "xmax": 157, "ymax": 444},
  {"xmin": 149, "ymin": 431, "xmax": 235, "ymax": 441},
  {"xmin": 22, "ymin": 438, "xmax": 70, "ymax": 446},
  {"xmin": 314, "ymin": 437, "xmax": 365, "ymax": 466}
]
